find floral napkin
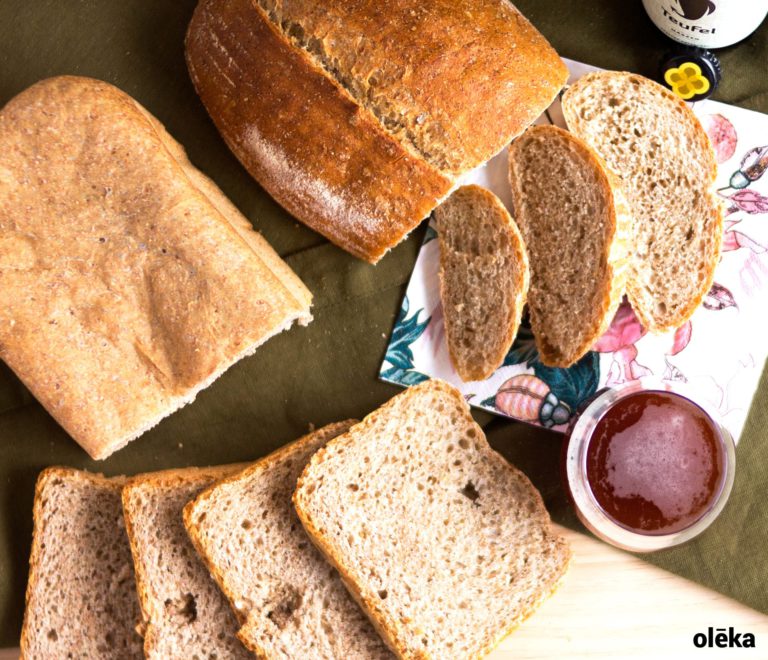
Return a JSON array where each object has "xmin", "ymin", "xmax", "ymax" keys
[{"xmin": 380, "ymin": 58, "xmax": 768, "ymax": 442}]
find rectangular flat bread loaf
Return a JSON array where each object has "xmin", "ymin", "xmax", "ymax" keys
[
  {"xmin": 0, "ymin": 76, "xmax": 312, "ymax": 459},
  {"xmin": 122, "ymin": 465, "xmax": 253, "ymax": 659},
  {"xmin": 294, "ymin": 380, "xmax": 571, "ymax": 659},
  {"xmin": 184, "ymin": 422, "xmax": 393, "ymax": 659},
  {"xmin": 21, "ymin": 468, "xmax": 143, "ymax": 659}
]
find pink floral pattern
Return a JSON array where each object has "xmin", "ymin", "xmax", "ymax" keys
[{"xmin": 701, "ymin": 113, "xmax": 738, "ymax": 164}]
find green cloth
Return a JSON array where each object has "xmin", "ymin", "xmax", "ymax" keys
[{"xmin": 0, "ymin": 0, "xmax": 766, "ymax": 646}]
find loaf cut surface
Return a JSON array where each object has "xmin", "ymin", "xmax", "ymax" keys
[
  {"xmin": 294, "ymin": 380, "xmax": 572, "ymax": 659},
  {"xmin": 123, "ymin": 465, "xmax": 252, "ymax": 659},
  {"xmin": 186, "ymin": 0, "xmax": 566, "ymax": 261},
  {"xmin": 21, "ymin": 468, "xmax": 143, "ymax": 659},
  {"xmin": 0, "ymin": 76, "xmax": 312, "ymax": 459},
  {"xmin": 434, "ymin": 185, "xmax": 529, "ymax": 381},
  {"xmin": 508, "ymin": 125, "xmax": 631, "ymax": 366},
  {"xmin": 562, "ymin": 71, "xmax": 723, "ymax": 332},
  {"xmin": 184, "ymin": 422, "xmax": 393, "ymax": 659}
]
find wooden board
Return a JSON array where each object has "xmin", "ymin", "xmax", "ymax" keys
[
  {"xmin": 3, "ymin": 526, "xmax": 765, "ymax": 659},
  {"xmin": 498, "ymin": 526, "xmax": 768, "ymax": 659}
]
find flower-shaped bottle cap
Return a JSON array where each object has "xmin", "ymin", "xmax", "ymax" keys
[{"xmin": 660, "ymin": 47, "xmax": 722, "ymax": 102}]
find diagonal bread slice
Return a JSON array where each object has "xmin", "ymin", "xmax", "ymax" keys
[
  {"xmin": 508, "ymin": 125, "xmax": 631, "ymax": 367},
  {"xmin": 21, "ymin": 468, "xmax": 144, "ymax": 659},
  {"xmin": 294, "ymin": 380, "xmax": 572, "ymax": 660},
  {"xmin": 183, "ymin": 422, "xmax": 394, "ymax": 659},
  {"xmin": 433, "ymin": 185, "xmax": 529, "ymax": 381},
  {"xmin": 122, "ymin": 465, "xmax": 253, "ymax": 659},
  {"xmin": 561, "ymin": 71, "xmax": 723, "ymax": 333}
]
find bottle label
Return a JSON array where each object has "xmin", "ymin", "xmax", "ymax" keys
[{"xmin": 642, "ymin": 0, "xmax": 768, "ymax": 48}]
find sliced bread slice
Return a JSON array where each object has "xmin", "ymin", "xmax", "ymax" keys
[
  {"xmin": 21, "ymin": 468, "xmax": 143, "ymax": 659},
  {"xmin": 561, "ymin": 71, "xmax": 723, "ymax": 333},
  {"xmin": 294, "ymin": 380, "xmax": 572, "ymax": 660},
  {"xmin": 508, "ymin": 125, "xmax": 631, "ymax": 367},
  {"xmin": 433, "ymin": 185, "xmax": 529, "ymax": 381},
  {"xmin": 183, "ymin": 422, "xmax": 393, "ymax": 659},
  {"xmin": 122, "ymin": 465, "xmax": 253, "ymax": 659}
]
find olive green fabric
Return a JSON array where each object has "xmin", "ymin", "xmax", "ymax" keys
[{"xmin": 0, "ymin": 0, "xmax": 766, "ymax": 647}]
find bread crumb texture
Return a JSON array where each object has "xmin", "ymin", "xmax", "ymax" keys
[
  {"xmin": 295, "ymin": 380, "xmax": 571, "ymax": 660},
  {"xmin": 184, "ymin": 422, "xmax": 393, "ymax": 659},
  {"xmin": 122, "ymin": 466, "xmax": 253, "ymax": 659},
  {"xmin": 21, "ymin": 468, "xmax": 143, "ymax": 659},
  {"xmin": 562, "ymin": 71, "xmax": 722, "ymax": 333},
  {"xmin": 434, "ymin": 185, "xmax": 529, "ymax": 381},
  {"xmin": 508, "ymin": 125, "xmax": 631, "ymax": 367}
]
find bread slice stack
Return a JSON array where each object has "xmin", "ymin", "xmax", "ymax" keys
[
  {"xmin": 508, "ymin": 126, "xmax": 631, "ymax": 367},
  {"xmin": 434, "ymin": 185, "xmax": 530, "ymax": 380},
  {"xmin": 21, "ymin": 381, "xmax": 569, "ymax": 658}
]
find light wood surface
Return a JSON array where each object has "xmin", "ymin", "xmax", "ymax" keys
[
  {"xmin": 498, "ymin": 526, "xmax": 768, "ymax": 659},
  {"xmin": 2, "ymin": 526, "xmax": 765, "ymax": 659}
]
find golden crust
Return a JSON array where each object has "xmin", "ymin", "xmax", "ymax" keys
[
  {"xmin": 248, "ymin": 0, "xmax": 568, "ymax": 176},
  {"xmin": 185, "ymin": 0, "xmax": 453, "ymax": 264},
  {"xmin": 185, "ymin": 0, "xmax": 567, "ymax": 263},
  {"xmin": 0, "ymin": 76, "xmax": 312, "ymax": 459},
  {"xmin": 293, "ymin": 380, "xmax": 572, "ymax": 660}
]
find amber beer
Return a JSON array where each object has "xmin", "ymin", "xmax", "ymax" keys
[{"xmin": 643, "ymin": 0, "xmax": 768, "ymax": 48}]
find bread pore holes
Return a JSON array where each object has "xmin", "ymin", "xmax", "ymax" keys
[
  {"xmin": 164, "ymin": 592, "xmax": 198, "ymax": 624},
  {"xmin": 460, "ymin": 481, "xmax": 480, "ymax": 503},
  {"xmin": 265, "ymin": 586, "xmax": 303, "ymax": 629}
]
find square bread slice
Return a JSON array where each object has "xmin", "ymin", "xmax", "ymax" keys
[
  {"xmin": 21, "ymin": 468, "xmax": 144, "ymax": 659},
  {"xmin": 0, "ymin": 76, "xmax": 312, "ymax": 459},
  {"xmin": 183, "ymin": 422, "xmax": 393, "ymax": 659},
  {"xmin": 122, "ymin": 465, "xmax": 254, "ymax": 659},
  {"xmin": 294, "ymin": 380, "xmax": 572, "ymax": 659}
]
